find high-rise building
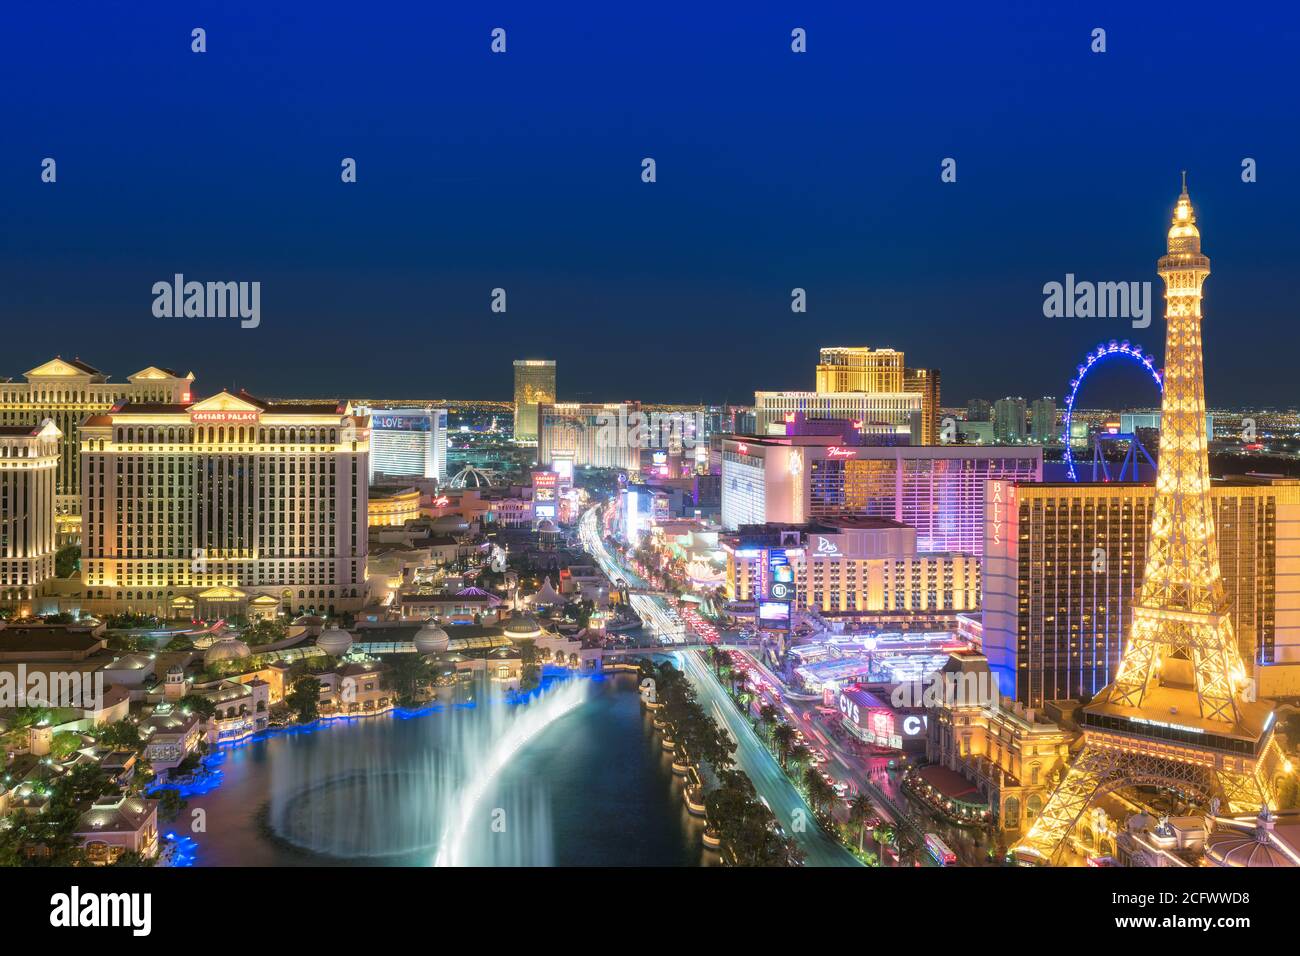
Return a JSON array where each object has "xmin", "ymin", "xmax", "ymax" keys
[
  {"xmin": 965, "ymin": 399, "xmax": 992, "ymax": 422},
  {"xmin": 722, "ymin": 518, "xmax": 980, "ymax": 628},
  {"xmin": 815, "ymin": 347, "xmax": 904, "ymax": 393},
  {"xmin": 904, "ymin": 367, "xmax": 942, "ymax": 444},
  {"xmin": 1029, "ymin": 397, "xmax": 1058, "ymax": 443},
  {"xmin": 537, "ymin": 402, "xmax": 641, "ymax": 472},
  {"xmin": 755, "ymin": 347, "xmax": 938, "ymax": 445},
  {"xmin": 1014, "ymin": 183, "xmax": 1289, "ymax": 864},
  {"xmin": 0, "ymin": 421, "xmax": 61, "ymax": 614},
  {"xmin": 753, "ymin": 392, "xmax": 921, "ymax": 437},
  {"xmin": 0, "ymin": 358, "xmax": 193, "ymax": 535},
  {"xmin": 720, "ymin": 433, "xmax": 1041, "ymax": 553},
  {"xmin": 362, "ymin": 406, "xmax": 447, "ymax": 483},
  {"xmin": 993, "ymin": 397, "xmax": 1027, "ymax": 443},
  {"xmin": 983, "ymin": 476, "xmax": 1300, "ymax": 708},
  {"xmin": 513, "ymin": 359, "xmax": 556, "ymax": 443},
  {"xmin": 79, "ymin": 391, "xmax": 369, "ymax": 621}
]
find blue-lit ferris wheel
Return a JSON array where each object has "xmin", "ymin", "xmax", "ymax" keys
[{"xmin": 1063, "ymin": 339, "xmax": 1163, "ymax": 481}]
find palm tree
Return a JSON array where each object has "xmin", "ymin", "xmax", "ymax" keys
[
  {"xmin": 758, "ymin": 703, "xmax": 778, "ymax": 738},
  {"xmin": 789, "ymin": 743, "xmax": 812, "ymax": 771},
  {"xmin": 848, "ymin": 793, "xmax": 873, "ymax": 851},
  {"xmin": 771, "ymin": 724, "xmax": 796, "ymax": 768},
  {"xmin": 803, "ymin": 767, "xmax": 835, "ymax": 816}
]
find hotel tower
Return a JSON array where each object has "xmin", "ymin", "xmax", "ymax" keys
[
  {"xmin": 0, "ymin": 358, "xmax": 193, "ymax": 541},
  {"xmin": 0, "ymin": 421, "xmax": 61, "ymax": 613},
  {"xmin": 79, "ymin": 391, "xmax": 370, "ymax": 621},
  {"xmin": 513, "ymin": 359, "xmax": 557, "ymax": 443}
]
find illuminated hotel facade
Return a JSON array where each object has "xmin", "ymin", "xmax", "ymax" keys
[
  {"xmin": 0, "ymin": 421, "xmax": 61, "ymax": 613},
  {"xmin": 761, "ymin": 346, "xmax": 941, "ymax": 444},
  {"xmin": 79, "ymin": 391, "xmax": 370, "ymax": 621},
  {"xmin": 903, "ymin": 367, "xmax": 942, "ymax": 445},
  {"xmin": 814, "ymin": 347, "xmax": 904, "ymax": 393},
  {"xmin": 720, "ymin": 435, "xmax": 1041, "ymax": 554},
  {"xmin": 362, "ymin": 406, "xmax": 447, "ymax": 482},
  {"xmin": 722, "ymin": 518, "xmax": 980, "ymax": 627},
  {"xmin": 0, "ymin": 358, "xmax": 193, "ymax": 536},
  {"xmin": 536, "ymin": 402, "xmax": 641, "ymax": 473},
  {"xmin": 753, "ymin": 391, "xmax": 921, "ymax": 438},
  {"xmin": 983, "ymin": 476, "xmax": 1300, "ymax": 707},
  {"xmin": 513, "ymin": 359, "xmax": 556, "ymax": 443}
]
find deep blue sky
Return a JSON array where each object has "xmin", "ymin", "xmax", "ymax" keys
[{"xmin": 3, "ymin": 2, "xmax": 1298, "ymax": 407}]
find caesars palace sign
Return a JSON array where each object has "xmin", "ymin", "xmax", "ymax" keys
[{"xmin": 190, "ymin": 410, "xmax": 261, "ymax": 424}]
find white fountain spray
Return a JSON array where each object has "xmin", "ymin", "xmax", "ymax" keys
[
  {"xmin": 434, "ymin": 676, "xmax": 589, "ymax": 867},
  {"xmin": 267, "ymin": 673, "xmax": 591, "ymax": 863}
]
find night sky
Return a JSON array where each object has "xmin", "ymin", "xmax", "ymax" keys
[{"xmin": 3, "ymin": 2, "xmax": 1298, "ymax": 408}]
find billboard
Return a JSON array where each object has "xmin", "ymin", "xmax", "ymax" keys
[
  {"xmin": 757, "ymin": 600, "xmax": 791, "ymax": 626},
  {"xmin": 373, "ymin": 414, "xmax": 432, "ymax": 432}
]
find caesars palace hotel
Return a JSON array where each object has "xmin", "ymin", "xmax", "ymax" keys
[{"xmin": 78, "ymin": 391, "xmax": 370, "ymax": 621}]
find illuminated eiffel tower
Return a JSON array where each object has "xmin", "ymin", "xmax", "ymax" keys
[{"xmin": 1012, "ymin": 178, "xmax": 1292, "ymax": 864}]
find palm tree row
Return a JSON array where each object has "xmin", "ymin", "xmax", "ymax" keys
[{"xmin": 639, "ymin": 658, "xmax": 802, "ymax": 866}]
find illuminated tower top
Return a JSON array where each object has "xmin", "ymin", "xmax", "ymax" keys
[{"xmin": 1159, "ymin": 173, "xmax": 1210, "ymax": 296}]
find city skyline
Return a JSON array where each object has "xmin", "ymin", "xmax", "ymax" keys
[
  {"xmin": 5, "ymin": 4, "xmax": 1300, "ymax": 407},
  {"xmin": 7, "ymin": 0, "xmax": 1300, "ymax": 915}
]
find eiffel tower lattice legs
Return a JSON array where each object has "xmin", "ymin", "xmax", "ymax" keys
[
  {"xmin": 1010, "ymin": 736, "xmax": 1282, "ymax": 865},
  {"xmin": 1012, "ymin": 746, "xmax": 1119, "ymax": 864}
]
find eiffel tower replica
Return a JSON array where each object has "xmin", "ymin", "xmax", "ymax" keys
[{"xmin": 1012, "ymin": 178, "xmax": 1290, "ymax": 864}]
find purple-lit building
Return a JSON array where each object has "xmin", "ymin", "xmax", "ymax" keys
[{"xmin": 720, "ymin": 432, "xmax": 1041, "ymax": 555}]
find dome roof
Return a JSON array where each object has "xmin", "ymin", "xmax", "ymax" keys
[
  {"xmin": 414, "ymin": 620, "xmax": 451, "ymax": 655},
  {"xmin": 204, "ymin": 637, "xmax": 251, "ymax": 666},
  {"xmin": 502, "ymin": 611, "xmax": 543, "ymax": 641},
  {"xmin": 536, "ymin": 518, "xmax": 557, "ymax": 533},
  {"xmin": 1205, "ymin": 831, "xmax": 1295, "ymax": 867},
  {"xmin": 449, "ymin": 466, "xmax": 496, "ymax": 489},
  {"xmin": 317, "ymin": 626, "xmax": 353, "ymax": 656},
  {"xmin": 1205, "ymin": 810, "xmax": 1297, "ymax": 868}
]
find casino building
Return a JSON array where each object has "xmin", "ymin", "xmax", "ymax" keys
[
  {"xmin": 982, "ymin": 475, "xmax": 1300, "ymax": 706},
  {"xmin": 719, "ymin": 433, "xmax": 1041, "ymax": 555},
  {"xmin": 0, "ymin": 420, "xmax": 61, "ymax": 614},
  {"xmin": 79, "ymin": 391, "xmax": 370, "ymax": 620},
  {"xmin": 361, "ymin": 406, "xmax": 447, "ymax": 483},
  {"xmin": 755, "ymin": 347, "xmax": 941, "ymax": 443},
  {"xmin": 0, "ymin": 358, "xmax": 193, "ymax": 541},
  {"xmin": 721, "ymin": 518, "xmax": 980, "ymax": 630},
  {"xmin": 924, "ymin": 652, "xmax": 1076, "ymax": 836},
  {"xmin": 537, "ymin": 402, "xmax": 642, "ymax": 473}
]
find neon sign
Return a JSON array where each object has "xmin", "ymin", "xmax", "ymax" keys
[
  {"xmin": 814, "ymin": 536, "xmax": 841, "ymax": 556},
  {"xmin": 190, "ymin": 410, "xmax": 259, "ymax": 424},
  {"xmin": 826, "ymin": 446, "xmax": 857, "ymax": 458}
]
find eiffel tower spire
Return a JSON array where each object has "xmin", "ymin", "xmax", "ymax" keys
[
  {"xmin": 1101, "ymin": 178, "xmax": 1248, "ymax": 724},
  {"xmin": 1010, "ymin": 179, "xmax": 1291, "ymax": 864}
]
